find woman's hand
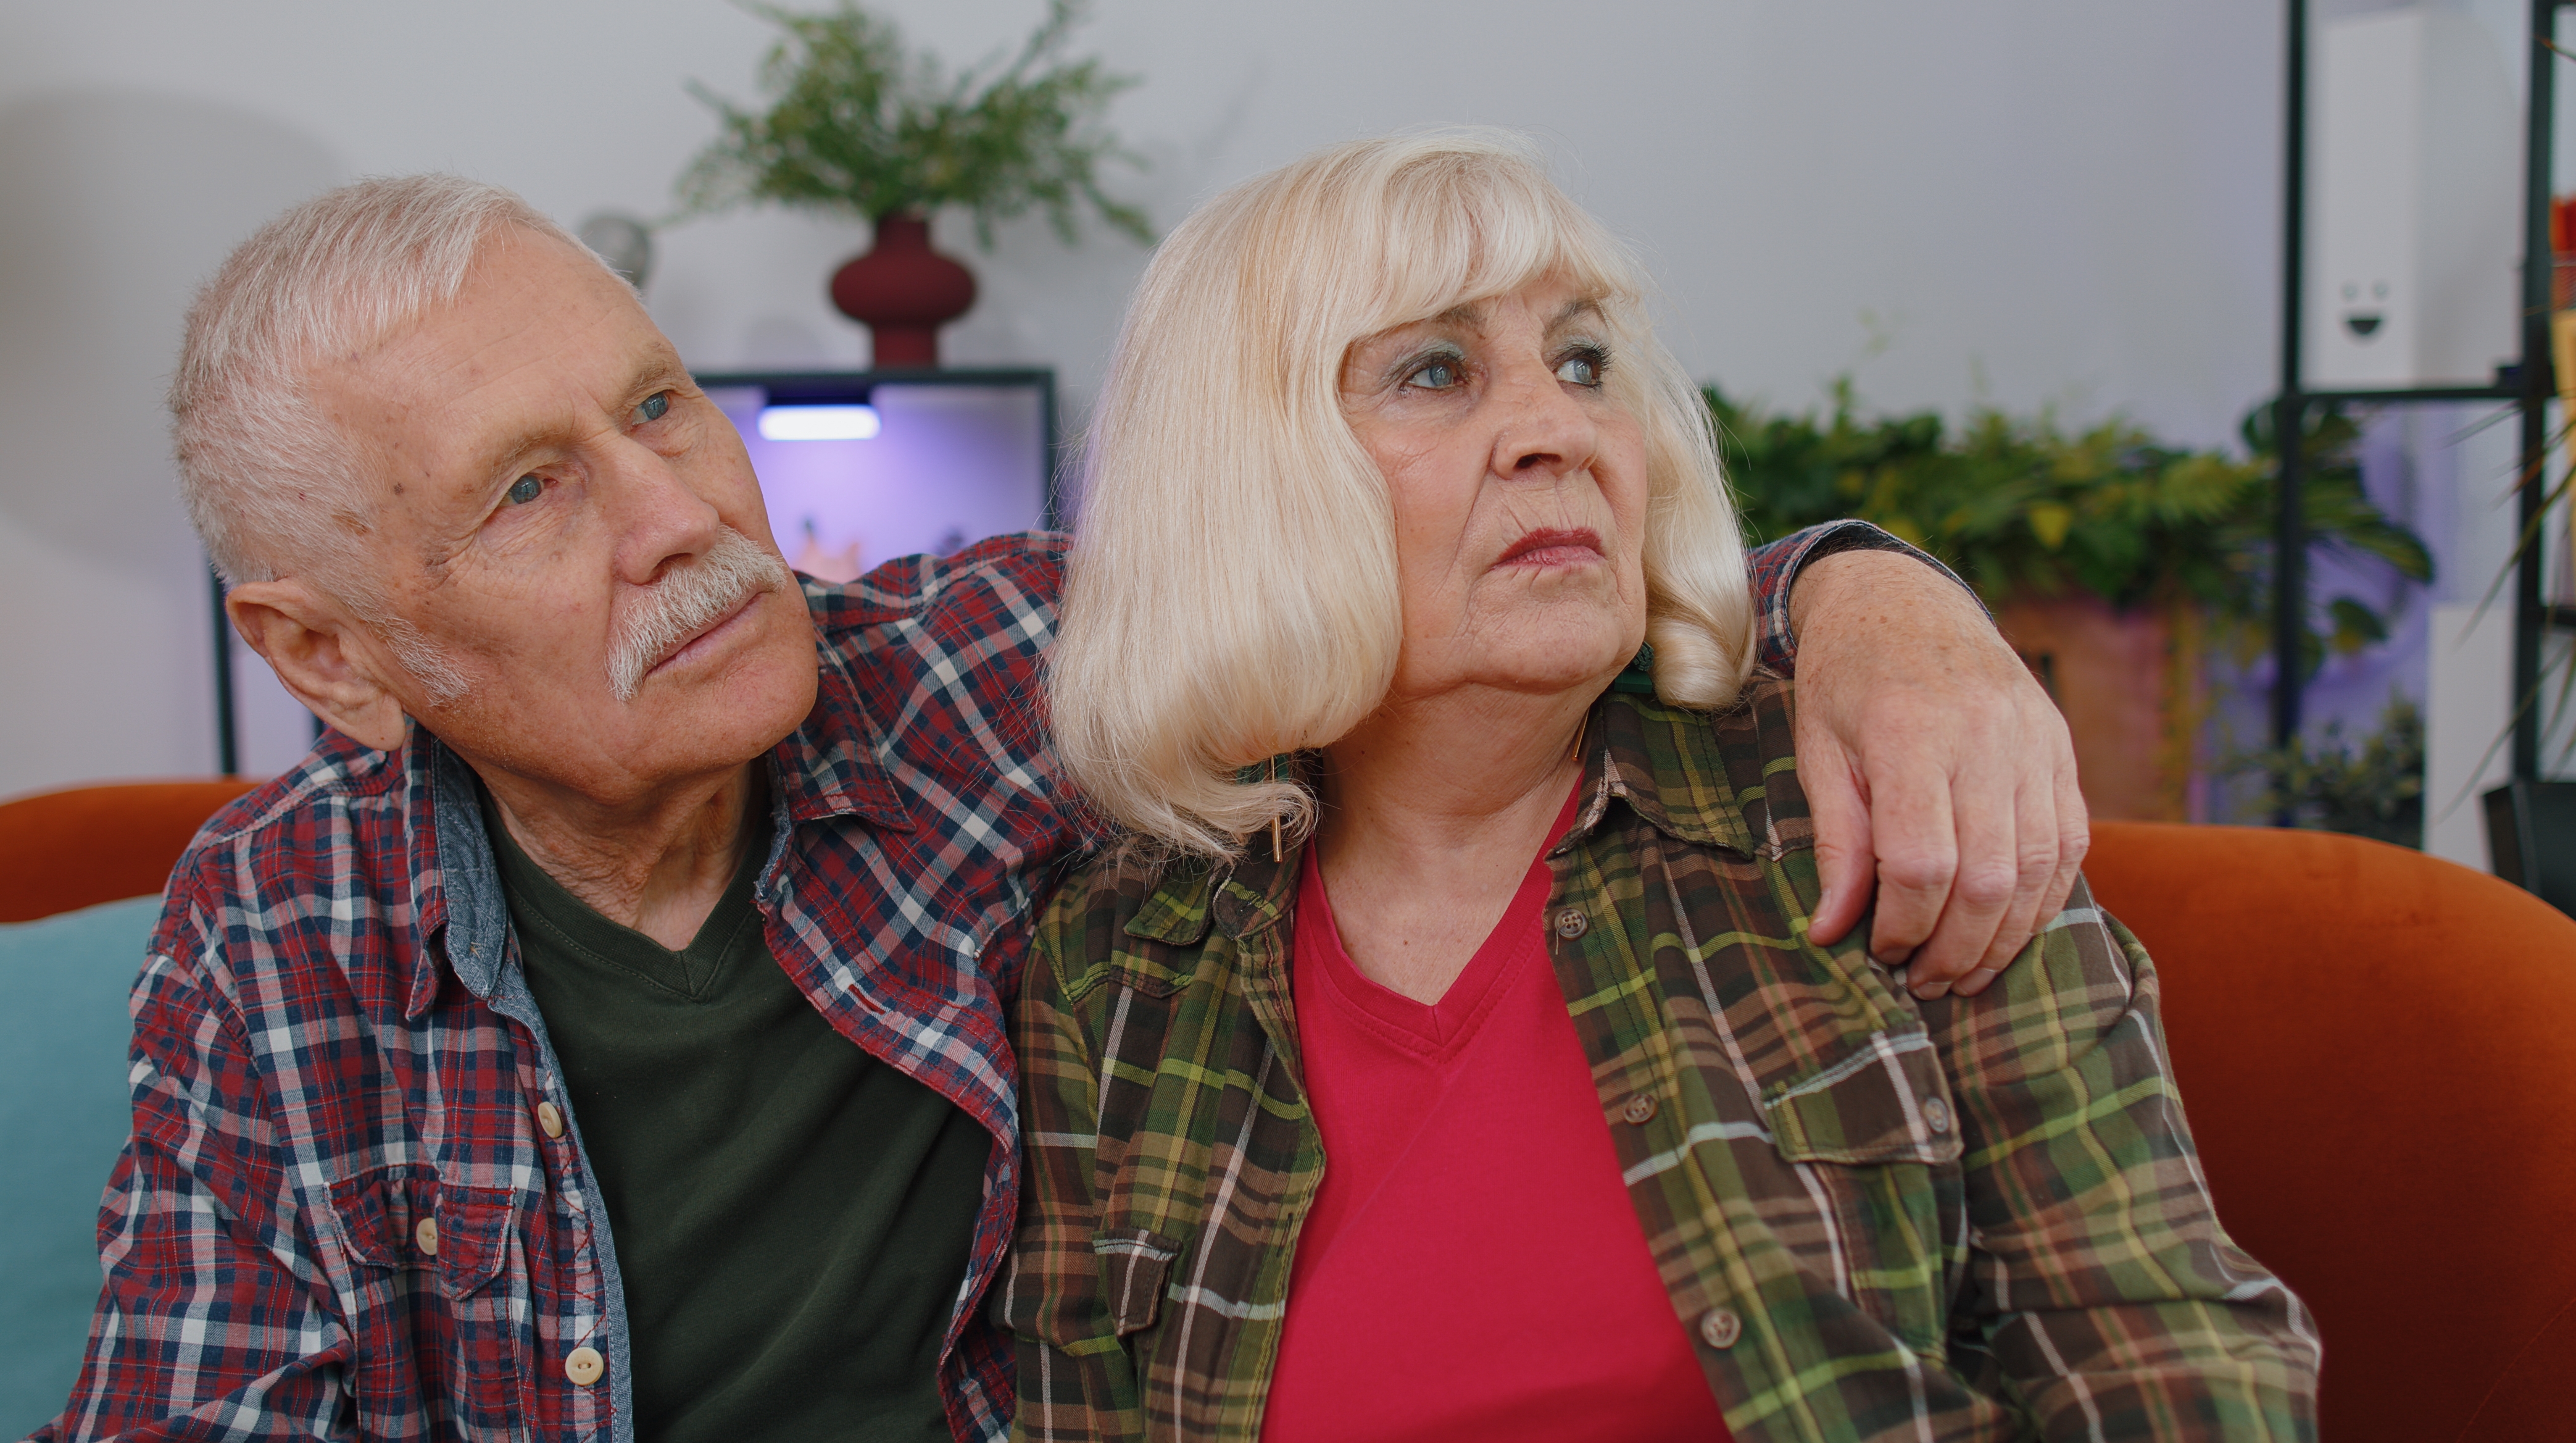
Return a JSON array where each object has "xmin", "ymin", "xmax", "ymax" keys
[{"xmin": 1786, "ymin": 549, "xmax": 2088, "ymax": 999}]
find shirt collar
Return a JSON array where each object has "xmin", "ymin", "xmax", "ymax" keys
[
  {"xmin": 1565, "ymin": 686, "xmax": 1760, "ymax": 859},
  {"xmin": 397, "ymin": 634, "xmax": 917, "ymax": 1019},
  {"xmin": 1123, "ymin": 684, "xmax": 1768, "ymax": 950}
]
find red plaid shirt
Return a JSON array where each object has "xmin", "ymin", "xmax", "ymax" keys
[{"xmin": 33, "ymin": 524, "xmax": 1885, "ymax": 1443}]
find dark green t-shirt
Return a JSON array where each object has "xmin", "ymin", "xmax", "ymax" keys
[{"xmin": 483, "ymin": 793, "xmax": 989, "ymax": 1442}]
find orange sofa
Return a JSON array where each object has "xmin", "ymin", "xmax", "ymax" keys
[
  {"xmin": 5, "ymin": 784, "xmax": 2571, "ymax": 1430},
  {"xmin": 0, "ymin": 779, "xmax": 256, "ymax": 923},
  {"xmin": 2086, "ymin": 821, "xmax": 2576, "ymax": 1440}
]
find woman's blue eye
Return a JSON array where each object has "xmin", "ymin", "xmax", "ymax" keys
[
  {"xmin": 1406, "ymin": 360, "xmax": 1461, "ymax": 389},
  {"xmin": 634, "ymin": 391, "xmax": 670, "ymax": 424},
  {"xmin": 506, "ymin": 475, "xmax": 543, "ymax": 505},
  {"xmin": 1556, "ymin": 352, "xmax": 1603, "ymax": 386}
]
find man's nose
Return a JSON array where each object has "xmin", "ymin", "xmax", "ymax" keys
[{"xmin": 604, "ymin": 437, "xmax": 725, "ymax": 584}]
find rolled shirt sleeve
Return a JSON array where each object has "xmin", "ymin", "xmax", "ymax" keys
[{"xmin": 1744, "ymin": 520, "xmax": 1975, "ymax": 675}]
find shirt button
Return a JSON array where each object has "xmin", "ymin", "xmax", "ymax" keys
[
  {"xmin": 1553, "ymin": 907, "xmax": 1590, "ymax": 940},
  {"xmin": 1620, "ymin": 1093, "xmax": 1658, "ymax": 1125},
  {"xmin": 414, "ymin": 1218, "xmax": 439, "ymax": 1257},
  {"xmin": 536, "ymin": 1101, "xmax": 566, "ymax": 1139},
  {"xmin": 1698, "ymin": 1307, "xmax": 1742, "ymax": 1349},
  {"xmin": 1924, "ymin": 1096, "xmax": 1952, "ymax": 1135},
  {"xmin": 564, "ymin": 1346, "xmax": 606, "ymax": 1387}
]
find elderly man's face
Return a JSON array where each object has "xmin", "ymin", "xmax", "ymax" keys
[{"xmin": 310, "ymin": 229, "xmax": 817, "ymax": 802}]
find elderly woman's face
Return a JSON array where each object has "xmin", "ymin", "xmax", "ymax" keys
[{"xmin": 1339, "ymin": 275, "xmax": 1650, "ymax": 710}]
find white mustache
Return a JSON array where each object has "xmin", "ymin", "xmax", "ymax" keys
[{"xmin": 606, "ymin": 527, "xmax": 794, "ymax": 701}]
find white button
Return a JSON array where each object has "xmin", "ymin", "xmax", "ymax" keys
[
  {"xmin": 1923, "ymin": 1096, "xmax": 1952, "ymax": 1135},
  {"xmin": 565, "ymin": 1346, "xmax": 605, "ymax": 1386},
  {"xmin": 1698, "ymin": 1307, "xmax": 1742, "ymax": 1349},
  {"xmin": 414, "ymin": 1218, "xmax": 439, "ymax": 1257},
  {"xmin": 1554, "ymin": 907, "xmax": 1590, "ymax": 940},
  {"xmin": 536, "ymin": 1101, "xmax": 566, "ymax": 1139}
]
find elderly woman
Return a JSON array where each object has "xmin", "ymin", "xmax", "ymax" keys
[{"xmin": 1007, "ymin": 134, "xmax": 2316, "ymax": 1442}]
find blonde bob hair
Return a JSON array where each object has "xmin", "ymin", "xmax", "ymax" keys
[{"xmin": 1050, "ymin": 130, "xmax": 1755, "ymax": 859}]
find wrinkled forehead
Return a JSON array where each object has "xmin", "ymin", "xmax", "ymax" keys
[{"xmin": 311, "ymin": 232, "xmax": 670, "ymax": 500}]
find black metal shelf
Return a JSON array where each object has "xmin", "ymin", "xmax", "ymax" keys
[
  {"xmin": 2273, "ymin": 0, "xmax": 2564, "ymax": 781},
  {"xmin": 2297, "ymin": 383, "xmax": 2521, "ymax": 404}
]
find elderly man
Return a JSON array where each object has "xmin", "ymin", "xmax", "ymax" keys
[{"xmin": 36, "ymin": 177, "xmax": 2083, "ymax": 1443}]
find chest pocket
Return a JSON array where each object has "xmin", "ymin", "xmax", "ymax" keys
[
  {"xmin": 1763, "ymin": 1028, "xmax": 1963, "ymax": 1166},
  {"xmin": 1090, "ymin": 1228, "xmax": 1183, "ymax": 1337},
  {"xmin": 332, "ymin": 1166, "xmax": 531, "ymax": 1442},
  {"xmin": 1760, "ymin": 1029, "xmax": 1965, "ymax": 1352}
]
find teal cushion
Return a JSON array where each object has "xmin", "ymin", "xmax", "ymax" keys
[{"xmin": 0, "ymin": 895, "xmax": 159, "ymax": 1437}]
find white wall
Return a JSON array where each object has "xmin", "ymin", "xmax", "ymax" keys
[{"xmin": 0, "ymin": 0, "xmax": 2504, "ymax": 798}]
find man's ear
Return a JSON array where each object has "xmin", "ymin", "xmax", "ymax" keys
[{"xmin": 225, "ymin": 581, "xmax": 414, "ymax": 753}]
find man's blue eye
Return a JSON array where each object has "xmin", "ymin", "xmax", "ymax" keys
[
  {"xmin": 506, "ymin": 475, "xmax": 543, "ymax": 505},
  {"xmin": 635, "ymin": 392, "xmax": 670, "ymax": 423}
]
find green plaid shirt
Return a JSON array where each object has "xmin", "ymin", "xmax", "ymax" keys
[{"xmin": 1004, "ymin": 677, "xmax": 2319, "ymax": 1442}]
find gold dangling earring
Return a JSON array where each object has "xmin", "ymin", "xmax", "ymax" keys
[{"xmin": 1268, "ymin": 755, "xmax": 1284, "ymax": 862}]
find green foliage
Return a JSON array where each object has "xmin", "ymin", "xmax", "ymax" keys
[
  {"xmin": 2234, "ymin": 694, "xmax": 2426, "ymax": 847},
  {"xmin": 679, "ymin": 0, "xmax": 1151, "ymax": 248},
  {"xmin": 1709, "ymin": 381, "xmax": 2434, "ymax": 673}
]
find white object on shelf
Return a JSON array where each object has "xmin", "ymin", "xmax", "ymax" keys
[
  {"xmin": 2306, "ymin": 8, "xmax": 2517, "ymax": 391},
  {"xmin": 758, "ymin": 404, "xmax": 882, "ymax": 442}
]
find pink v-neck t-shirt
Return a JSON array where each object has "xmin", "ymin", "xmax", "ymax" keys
[{"xmin": 1261, "ymin": 787, "xmax": 1734, "ymax": 1442}]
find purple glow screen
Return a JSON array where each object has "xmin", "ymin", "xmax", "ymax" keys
[{"xmin": 706, "ymin": 382, "xmax": 1051, "ymax": 583}]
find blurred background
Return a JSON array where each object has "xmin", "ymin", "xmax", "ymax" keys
[{"xmin": 0, "ymin": 0, "xmax": 2557, "ymax": 869}]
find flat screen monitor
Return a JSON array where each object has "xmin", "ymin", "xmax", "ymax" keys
[{"xmin": 699, "ymin": 369, "xmax": 1059, "ymax": 584}]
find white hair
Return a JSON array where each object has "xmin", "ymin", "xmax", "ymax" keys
[
  {"xmin": 171, "ymin": 174, "xmax": 607, "ymax": 704},
  {"xmin": 171, "ymin": 174, "xmax": 602, "ymax": 589},
  {"xmin": 1048, "ymin": 130, "xmax": 1756, "ymax": 860}
]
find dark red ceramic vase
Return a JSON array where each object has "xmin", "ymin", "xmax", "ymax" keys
[{"xmin": 829, "ymin": 213, "xmax": 976, "ymax": 368}]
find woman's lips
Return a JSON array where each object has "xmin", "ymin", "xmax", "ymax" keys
[{"xmin": 1495, "ymin": 527, "xmax": 1604, "ymax": 568}]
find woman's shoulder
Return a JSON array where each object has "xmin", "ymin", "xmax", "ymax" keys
[
  {"xmin": 1034, "ymin": 841, "xmax": 1228, "ymax": 1006},
  {"xmin": 1594, "ymin": 671, "xmax": 1807, "ymax": 856}
]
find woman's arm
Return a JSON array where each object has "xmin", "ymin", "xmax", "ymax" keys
[
  {"xmin": 1005, "ymin": 922, "xmax": 1142, "ymax": 1443},
  {"xmin": 1921, "ymin": 880, "xmax": 2320, "ymax": 1436}
]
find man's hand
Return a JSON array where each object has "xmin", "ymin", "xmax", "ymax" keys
[{"xmin": 1788, "ymin": 549, "xmax": 2088, "ymax": 998}]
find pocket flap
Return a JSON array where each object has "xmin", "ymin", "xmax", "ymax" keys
[
  {"xmin": 1762, "ymin": 1030, "xmax": 1963, "ymax": 1166},
  {"xmin": 331, "ymin": 1167, "xmax": 520, "ymax": 1299},
  {"xmin": 430, "ymin": 1185, "xmax": 518, "ymax": 1299},
  {"xmin": 1090, "ymin": 1227, "xmax": 1182, "ymax": 1337}
]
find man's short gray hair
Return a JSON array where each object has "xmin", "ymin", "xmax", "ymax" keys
[{"xmin": 172, "ymin": 174, "xmax": 596, "ymax": 587}]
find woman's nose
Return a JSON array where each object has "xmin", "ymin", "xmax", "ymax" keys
[{"xmin": 1489, "ymin": 358, "xmax": 1598, "ymax": 481}]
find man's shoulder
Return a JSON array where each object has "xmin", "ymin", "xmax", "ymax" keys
[
  {"xmin": 803, "ymin": 530, "xmax": 1067, "ymax": 647},
  {"xmin": 154, "ymin": 734, "xmax": 419, "ymax": 976},
  {"xmin": 798, "ymin": 532, "xmax": 1070, "ymax": 790}
]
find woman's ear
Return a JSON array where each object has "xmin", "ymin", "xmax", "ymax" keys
[{"xmin": 224, "ymin": 581, "xmax": 414, "ymax": 753}]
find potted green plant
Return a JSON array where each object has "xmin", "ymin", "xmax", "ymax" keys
[
  {"xmin": 680, "ymin": 0, "xmax": 1151, "ymax": 366},
  {"xmin": 1712, "ymin": 381, "xmax": 2433, "ymax": 822}
]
